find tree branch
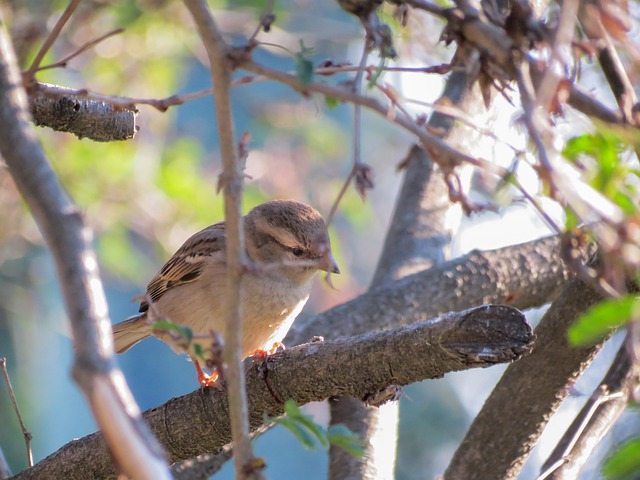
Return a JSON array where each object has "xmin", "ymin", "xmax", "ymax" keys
[
  {"xmin": 288, "ymin": 234, "xmax": 574, "ymax": 347},
  {"xmin": 28, "ymin": 82, "xmax": 138, "ymax": 141},
  {"xmin": 540, "ymin": 335, "xmax": 640, "ymax": 480},
  {"xmin": 182, "ymin": 1, "xmax": 259, "ymax": 479},
  {"xmin": 444, "ymin": 276, "xmax": 605, "ymax": 480},
  {"xmin": 11, "ymin": 305, "xmax": 532, "ymax": 480},
  {"xmin": 0, "ymin": 13, "xmax": 169, "ymax": 480}
]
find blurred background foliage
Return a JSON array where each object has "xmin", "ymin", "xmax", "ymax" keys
[{"xmin": 1, "ymin": 1, "xmax": 639, "ymax": 479}]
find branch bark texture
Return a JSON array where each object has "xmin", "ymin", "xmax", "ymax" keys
[
  {"xmin": 444, "ymin": 277, "xmax": 605, "ymax": 480},
  {"xmin": 0, "ymin": 14, "xmax": 168, "ymax": 480},
  {"xmin": 288, "ymin": 234, "xmax": 571, "ymax": 347},
  {"xmin": 11, "ymin": 305, "xmax": 532, "ymax": 480},
  {"xmin": 28, "ymin": 83, "xmax": 138, "ymax": 141}
]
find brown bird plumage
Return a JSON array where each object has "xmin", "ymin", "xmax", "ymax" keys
[{"xmin": 112, "ymin": 200, "xmax": 339, "ymax": 386}]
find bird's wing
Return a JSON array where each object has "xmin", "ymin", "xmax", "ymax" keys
[{"xmin": 140, "ymin": 222, "xmax": 226, "ymax": 313}]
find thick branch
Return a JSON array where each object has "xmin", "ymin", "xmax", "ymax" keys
[
  {"xmin": 0, "ymin": 14, "xmax": 169, "ymax": 480},
  {"xmin": 289, "ymin": 234, "xmax": 571, "ymax": 346},
  {"xmin": 11, "ymin": 305, "xmax": 532, "ymax": 480},
  {"xmin": 444, "ymin": 277, "xmax": 604, "ymax": 480},
  {"xmin": 28, "ymin": 83, "xmax": 137, "ymax": 141}
]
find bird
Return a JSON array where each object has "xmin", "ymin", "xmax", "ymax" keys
[{"xmin": 112, "ymin": 199, "xmax": 340, "ymax": 386}]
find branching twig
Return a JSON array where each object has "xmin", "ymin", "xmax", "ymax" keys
[
  {"xmin": 0, "ymin": 358, "xmax": 32, "ymax": 468},
  {"xmin": 23, "ymin": 0, "xmax": 81, "ymax": 85},
  {"xmin": 0, "ymin": 14, "xmax": 170, "ymax": 480},
  {"xmin": 182, "ymin": 1, "xmax": 261, "ymax": 479},
  {"xmin": 33, "ymin": 28, "xmax": 125, "ymax": 73}
]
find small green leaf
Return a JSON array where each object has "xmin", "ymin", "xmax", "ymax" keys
[
  {"xmin": 603, "ymin": 438, "xmax": 640, "ymax": 480},
  {"xmin": 269, "ymin": 401, "xmax": 364, "ymax": 457},
  {"xmin": 325, "ymin": 96, "xmax": 339, "ymax": 109},
  {"xmin": 192, "ymin": 343, "xmax": 205, "ymax": 360},
  {"xmin": 272, "ymin": 415, "xmax": 318, "ymax": 450},
  {"xmin": 568, "ymin": 296, "xmax": 639, "ymax": 346},
  {"xmin": 327, "ymin": 424, "xmax": 365, "ymax": 458}
]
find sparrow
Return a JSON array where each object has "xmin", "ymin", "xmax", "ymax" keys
[{"xmin": 112, "ymin": 200, "xmax": 340, "ymax": 386}]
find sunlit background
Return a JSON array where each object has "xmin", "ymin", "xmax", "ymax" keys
[{"xmin": 1, "ymin": 1, "xmax": 638, "ymax": 479}]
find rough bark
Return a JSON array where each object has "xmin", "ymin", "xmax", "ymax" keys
[
  {"xmin": 28, "ymin": 83, "xmax": 138, "ymax": 141},
  {"xmin": 0, "ymin": 14, "xmax": 168, "ymax": 480},
  {"xmin": 11, "ymin": 305, "xmax": 532, "ymax": 480},
  {"xmin": 288, "ymin": 234, "xmax": 571, "ymax": 347},
  {"xmin": 444, "ymin": 278, "xmax": 605, "ymax": 480}
]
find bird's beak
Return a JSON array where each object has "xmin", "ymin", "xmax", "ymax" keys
[{"xmin": 318, "ymin": 251, "xmax": 340, "ymax": 274}]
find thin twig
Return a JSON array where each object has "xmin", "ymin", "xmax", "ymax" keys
[
  {"xmin": 535, "ymin": 0, "xmax": 579, "ymax": 114},
  {"xmin": 326, "ymin": 167, "xmax": 356, "ymax": 227},
  {"xmin": 537, "ymin": 389, "xmax": 626, "ymax": 480},
  {"xmin": 23, "ymin": 0, "xmax": 81, "ymax": 84},
  {"xmin": 183, "ymin": 1, "xmax": 262, "ymax": 479},
  {"xmin": 247, "ymin": 0, "xmax": 275, "ymax": 44},
  {"xmin": 353, "ymin": 46, "xmax": 368, "ymax": 168},
  {"xmin": 34, "ymin": 28, "xmax": 125, "ymax": 72},
  {"xmin": 0, "ymin": 358, "xmax": 32, "ymax": 467}
]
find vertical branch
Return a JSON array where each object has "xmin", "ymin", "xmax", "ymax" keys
[
  {"xmin": 182, "ymin": 1, "xmax": 261, "ymax": 479},
  {"xmin": 0, "ymin": 12, "xmax": 170, "ymax": 480}
]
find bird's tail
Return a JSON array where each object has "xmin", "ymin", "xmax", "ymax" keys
[{"xmin": 113, "ymin": 314, "xmax": 150, "ymax": 354}]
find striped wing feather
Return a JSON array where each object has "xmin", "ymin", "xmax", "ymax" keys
[{"xmin": 139, "ymin": 222, "xmax": 226, "ymax": 312}]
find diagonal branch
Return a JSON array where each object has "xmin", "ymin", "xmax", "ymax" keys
[
  {"xmin": 444, "ymin": 276, "xmax": 607, "ymax": 480},
  {"xmin": 0, "ymin": 12, "xmax": 169, "ymax": 480},
  {"xmin": 11, "ymin": 304, "xmax": 532, "ymax": 480},
  {"xmin": 540, "ymin": 334, "xmax": 640, "ymax": 480}
]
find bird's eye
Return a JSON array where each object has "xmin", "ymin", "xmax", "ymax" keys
[{"xmin": 291, "ymin": 247, "xmax": 304, "ymax": 257}]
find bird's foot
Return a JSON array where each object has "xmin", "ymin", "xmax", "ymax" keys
[
  {"xmin": 251, "ymin": 342, "xmax": 285, "ymax": 361},
  {"xmin": 193, "ymin": 359, "xmax": 221, "ymax": 389}
]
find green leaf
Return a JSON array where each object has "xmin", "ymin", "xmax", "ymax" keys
[
  {"xmin": 327, "ymin": 424, "xmax": 365, "ymax": 458},
  {"xmin": 192, "ymin": 343, "xmax": 205, "ymax": 360},
  {"xmin": 268, "ymin": 401, "xmax": 364, "ymax": 457},
  {"xmin": 151, "ymin": 321, "xmax": 193, "ymax": 343},
  {"xmin": 568, "ymin": 296, "xmax": 639, "ymax": 346},
  {"xmin": 294, "ymin": 40, "xmax": 314, "ymax": 86},
  {"xmin": 325, "ymin": 96, "xmax": 339, "ymax": 109},
  {"xmin": 603, "ymin": 438, "xmax": 640, "ymax": 480},
  {"xmin": 272, "ymin": 414, "xmax": 319, "ymax": 450}
]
